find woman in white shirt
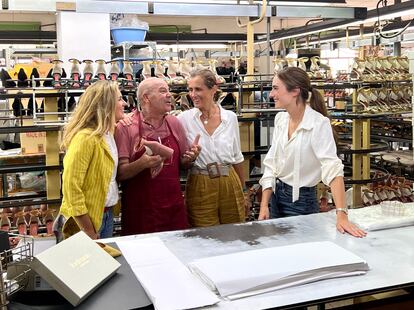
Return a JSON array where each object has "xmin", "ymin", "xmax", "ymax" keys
[
  {"xmin": 258, "ymin": 67, "xmax": 366, "ymax": 238},
  {"xmin": 178, "ymin": 69, "xmax": 246, "ymax": 227}
]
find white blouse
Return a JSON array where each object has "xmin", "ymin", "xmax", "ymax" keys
[
  {"xmin": 177, "ymin": 106, "xmax": 244, "ymax": 168},
  {"xmin": 259, "ymin": 105, "xmax": 344, "ymax": 202},
  {"xmin": 104, "ymin": 133, "xmax": 119, "ymax": 207}
]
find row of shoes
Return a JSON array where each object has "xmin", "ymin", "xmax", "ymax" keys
[
  {"xmin": 273, "ymin": 56, "xmax": 333, "ymax": 80},
  {"xmin": 0, "ymin": 205, "xmax": 55, "ymax": 237},
  {"xmin": 351, "ymin": 56, "xmax": 410, "ymax": 82},
  {"xmin": 371, "ymin": 121, "xmax": 412, "ymax": 140},
  {"xmin": 141, "ymin": 59, "xmax": 226, "ymax": 85},
  {"xmin": 356, "ymin": 85, "xmax": 412, "ymax": 114},
  {"xmin": 362, "ymin": 174, "xmax": 414, "ymax": 206},
  {"xmin": 11, "ymin": 96, "xmax": 77, "ymax": 117}
]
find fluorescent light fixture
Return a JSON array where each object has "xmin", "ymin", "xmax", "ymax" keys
[
  {"xmin": 301, "ymin": 25, "xmax": 414, "ymax": 47},
  {"xmin": 125, "ymin": 0, "xmax": 345, "ymax": 3},
  {"xmin": 265, "ymin": 1, "xmax": 347, "ymax": 7}
]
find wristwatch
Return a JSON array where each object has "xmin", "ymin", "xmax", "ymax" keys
[{"xmin": 336, "ymin": 207, "xmax": 348, "ymax": 215}]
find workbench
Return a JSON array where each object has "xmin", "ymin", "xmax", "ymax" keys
[{"xmin": 9, "ymin": 212, "xmax": 414, "ymax": 309}]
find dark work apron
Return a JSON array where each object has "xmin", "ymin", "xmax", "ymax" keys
[{"xmin": 121, "ymin": 114, "xmax": 188, "ymax": 235}]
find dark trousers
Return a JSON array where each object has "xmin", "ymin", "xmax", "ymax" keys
[{"xmin": 270, "ymin": 179, "xmax": 319, "ymax": 218}]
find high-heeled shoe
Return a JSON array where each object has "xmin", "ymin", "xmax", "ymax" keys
[
  {"xmin": 28, "ymin": 210, "xmax": 40, "ymax": 236},
  {"xmin": 0, "ymin": 214, "xmax": 11, "ymax": 232},
  {"xmin": 51, "ymin": 59, "xmax": 64, "ymax": 88},
  {"xmin": 108, "ymin": 60, "xmax": 120, "ymax": 81},
  {"xmin": 0, "ymin": 68, "xmax": 16, "ymax": 88},
  {"xmin": 122, "ymin": 60, "xmax": 135, "ymax": 87},
  {"xmin": 14, "ymin": 211, "xmax": 27, "ymax": 235},
  {"xmin": 95, "ymin": 59, "xmax": 107, "ymax": 81},
  {"xmin": 42, "ymin": 208, "xmax": 55, "ymax": 236},
  {"xmin": 207, "ymin": 59, "xmax": 226, "ymax": 84},
  {"xmin": 298, "ymin": 57, "xmax": 308, "ymax": 71},
  {"xmin": 17, "ymin": 68, "xmax": 29, "ymax": 88},
  {"xmin": 178, "ymin": 59, "xmax": 191, "ymax": 80},
  {"xmin": 273, "ymin": 58, "xmax": 284, "ymax": 73},
  {"xmin": 29, "ymin": 68, "xmax": 41, "ymax": 87},
  {"xmin": 82, "ymin": 60, "xmax": 94, "ymax": 88},
  {"xmin": 69, "ymin": 58, "xmax": 81, "ymax": 88},
  {"xmin": 141, "ymin": 61, "xmax": 152, "ymax": 80}
]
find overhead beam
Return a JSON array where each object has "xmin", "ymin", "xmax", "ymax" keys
[
  {"xmin": 273, "ymin": 6, "xmax": 366, "ymax": 19},
  {"xmin": 258, "ymin": 0, "xmax": 413, "ymax": 42},
  {"xmin": 3, "ymin": 0, "xmax": 366, "ymax": 19},
  {"xmin": 77, "ymin": 1, "xmax": 363, "ymax": 18},
  {"xmin": 0, "ymin": 30, "xmax": 56, "ymax": 44},
  {"xmin": 146, "ymin": 33, "xmax": 263, "ymax": 44}
]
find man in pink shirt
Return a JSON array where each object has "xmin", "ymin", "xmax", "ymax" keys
[{"xmin": 115, "ymin": 78, "xmax": 199, "ymax": 235}]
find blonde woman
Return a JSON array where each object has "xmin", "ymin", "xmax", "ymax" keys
[{"xmin": 57, "ymin": 80, "xmax": 125, "ymax": 240}]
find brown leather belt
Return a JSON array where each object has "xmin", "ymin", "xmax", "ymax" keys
[{"xmin": 190, "ymin": 163, "xmax": 231, "ymax": 178}]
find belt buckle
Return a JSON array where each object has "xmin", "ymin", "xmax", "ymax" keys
[{"xmin": 206, "ymin": 162, "xmax": 220, "ymax": 179}]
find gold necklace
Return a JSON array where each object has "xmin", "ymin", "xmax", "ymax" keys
[{"xmin": 201, "ymin": 106, "xmax": 215, "ymax": 125}]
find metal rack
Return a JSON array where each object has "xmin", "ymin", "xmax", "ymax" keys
[{"xmin": 0, "ymin": 235, "xmax": 34, "ymax": 308}]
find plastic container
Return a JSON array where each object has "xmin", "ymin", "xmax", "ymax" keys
[
  {"xmin": 111, "ymin": 26, "xmax": 149, "ymax": 44},
  {"xmin": 380, "ymin": 201, "xmax": 406, "ymax": 217}
]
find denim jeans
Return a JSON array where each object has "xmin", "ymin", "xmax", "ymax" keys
[
  {"xmin": 270, "ymin": 179, "xmax": 319, "ymax": 218},
  {"xmin": 98, "ymin": 209, "xmax": 114, "ymax": 239}
]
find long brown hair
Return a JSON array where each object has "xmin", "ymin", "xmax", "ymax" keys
[
  {"xmin": 276, "ymin": 67, "xmax": 328, "ymax": 117},
  {"xmin": 61, "ymin": 80, "xmax": 119, "ymax": 150},
  {"xmin": 277, "ymin": 67, "xmax": 337, "ymax": 142}
]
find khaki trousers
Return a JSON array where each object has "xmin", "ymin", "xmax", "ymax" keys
[{"xmin": 185, "ymin": 167, "xmax": 245, "ymax": 227}]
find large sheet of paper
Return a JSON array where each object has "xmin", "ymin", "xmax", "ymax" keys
[
  {"xmin": 116, "ymin": 237, "xmax": 219, "ymax": 310},
  {"xmin": 189, "ymin": 241, "xmax": 368, "ymax": 299},
  {"xmin": 349, "ymin": 203, "xmax": 414, "ymax": 231}
]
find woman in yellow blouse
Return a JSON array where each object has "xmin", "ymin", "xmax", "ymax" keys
[{"xmin": 58, "ymin": 80, "xmax": 125, "ymax": 240}]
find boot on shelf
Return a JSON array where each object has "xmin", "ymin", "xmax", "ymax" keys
[
  {"xmin": 12, "ymin": 97, "xmax": 25, "ymax": 117},
  {"xmin": 207, "ymin": 59, "xmax": 226, "ymax": 84},
  {"xmin": 95, "ymin": 59, "xmax": 107, "ymax": 81},
  {"xmin": 141, "ymin": 61, "xmax": 152, "ymax": 80},
  {"xmin": 286, "ymin": 58, "xmax": 297, "ymax": 67},
  {"xmin": 0, "ymin": 210, "xmax": 11, "ymax": 232},
  {"xmin": 28, "ymin": 210, "xmax": 40, "ymax": 236},
  {"xmin": 108, "ymin": 60, "xmax": 120, "ymax": 81},
  {"xmin": 14, "ymin": 210, "xmax": 27, "ymax": 235},
  {"xmin": 17, "ymin": 68, "xmax": 29, "ymax": 88},
  {"xmin": 272, "ymin": 58, "xmax": 284, "ymax": 73},
  {"xmin": 178, "ymin": 59, "xmax": 191, "ymax": 80},
  {"xmin": 122, "ymin": 60, "xmax": 135, "ymax": 87},
  {"xmin": 82, "ymin": 60, "xmax": 94, "ymax": 88},
  {"xmin": 42, "ymin": 208, "xmax": 55, "ymax": 235},
  {"xmin": 29, "ymin": 68, "xmax": 41, "ymax": 87},
  {"xmin": 0, "ymin": 68, "xmax": 16, "ymax": 88},
  {"xmin": 154, "ymin": 60, "xmax": 169, "ymax": 82},
  {"xmin": 51, "ymin": 59, "xmax": 64, "ymax": 88},
  {"xmin": 69, "ymin": 58, "xmax": 81, "ymax": 88},
  {"xmin": 297, "ymin": 57, "xmax": 308, "ymax": 72},
  {"xmin": 168, "ymin": 60, "xmax": 186, "ymax": 85}
]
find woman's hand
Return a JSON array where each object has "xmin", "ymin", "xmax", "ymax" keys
[
  {"xmin": 244, "ymin": 191, "xmax": 252, "ymax": 217},
  {"xmin": 258, "ymin": 203, "xmax": 270, "ymax": 220},
  {"xmin": 336, "ymin": 212, "xmax": 367, "ymax": 238},
  {"xmin": 182, "ymin": 145, "xmax": 201, "ymax": 165},
  {"xmin": 118, "ymin": 112, "xmax": 134, "ymax": 126},
  {"xmin": 84, "ymin": 229, "xmax": 99, "ymax": 240}
]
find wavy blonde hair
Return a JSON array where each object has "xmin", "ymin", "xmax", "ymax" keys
[{"xmin": 61, "ymin": 80, "xmax": 119, "ymax": 150}]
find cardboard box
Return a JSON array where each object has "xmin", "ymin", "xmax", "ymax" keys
[
  {"xmin": 20, "ymin": 118, "xmax": 46, "ymax": 154},
  {"xmin": 30, "ymin": 231, "xmax": 121, "ymax": 306}
]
